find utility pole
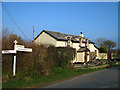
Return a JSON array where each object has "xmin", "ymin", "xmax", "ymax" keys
[{"xmin": 33, "ymin": 25, "xmax": 35, "ymax": 42}]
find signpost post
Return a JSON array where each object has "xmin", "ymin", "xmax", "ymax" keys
[
  {"xmin": 13, "ymin": 54, "xmax": 16, "ymax": 76},
  {"xmin": 2, "ymin": 40, "xmax": 32, "ymax": 76}
]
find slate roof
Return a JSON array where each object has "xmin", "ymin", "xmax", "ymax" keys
[
  {"xmin": 35, "ymin": 30, "xmax": 94, "ymax": 44},
  {"xmin": 77, "ymin": 47, "xmax": 90, "ymax": 52}
]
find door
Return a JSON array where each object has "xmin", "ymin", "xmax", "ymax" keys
[{"xmin": 77, "ymin": 52, "xmax": 83, "ymax": 62}]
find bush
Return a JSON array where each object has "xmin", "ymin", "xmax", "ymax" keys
[
  {"xmin": 99, "ymin": 46, "xmax": 108, "ymax": 53},
  {"xmin": 2, "ymin": 31, "xmax": 76, "ymax": 82},
  {"xmin": 55, "ymin": 47, "xmax": 76, "ymax": 69}
]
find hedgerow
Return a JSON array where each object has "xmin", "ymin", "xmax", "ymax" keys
[{"xmin": 2, "ymin": 30, "xmax": 76, "ymax": 82}]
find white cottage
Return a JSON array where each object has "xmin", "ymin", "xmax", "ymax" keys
[{"xmin": 34, "ymin": 30, "xmax": 99, "ymax": 63}]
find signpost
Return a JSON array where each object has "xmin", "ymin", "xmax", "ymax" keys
[
  {"xmin": 15, "ymin": 45, "xmax": 25, "ymax": 50},
  {"xmin": 2, "ymin": 50, "xmax": 16, "ymax": 54},
  {"xmin": 2, "ymin": 40, "xmax": 32, "ymax": 76},
  {"xmin": 17, "ymin": 48, "xmax": 32, "ymax": 52}
]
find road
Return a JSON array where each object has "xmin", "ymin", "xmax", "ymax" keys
[{"xmin": 44, "ymin": 66, "xmax": 119, "ymax": 88}]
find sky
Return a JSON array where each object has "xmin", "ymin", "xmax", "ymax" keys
[{"xmin": 2, "ymin": 2, "xmax": 118, "ymax": 47}]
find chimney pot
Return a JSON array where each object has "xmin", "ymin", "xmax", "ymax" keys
[{"xmin": 79, "ymin": 32, "xmax": 84, "ymax": 37}]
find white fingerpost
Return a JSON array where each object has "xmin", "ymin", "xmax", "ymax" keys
[
  {"xmin": 2, "ymin": 40, "xmax": 32, "ymax": 76},
  {"xmin": 13, "ymin": 55, "xmax": 16, "ymax": 76},
  {"xmin": 14, "ymin": 40, "xmax": 18, "ymax": 50},
  {"xmin": 14, "ymin": 40, "xmax": 18, "ymax": 45},
  {"xmin": 13, "ymin": 40, "xmax": 17, "ymax": 76}
]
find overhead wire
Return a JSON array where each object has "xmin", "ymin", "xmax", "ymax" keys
[{"xmin": 1, "ymin": 1, "xmax": 30, "ymax": 40}]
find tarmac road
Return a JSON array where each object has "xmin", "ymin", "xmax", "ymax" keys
[{"xmin": 44, "ymin": 66, "xmax": 119, "ymax": 88}]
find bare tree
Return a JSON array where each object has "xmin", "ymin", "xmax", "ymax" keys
[
  {"xmin": 2, "ymin": 28, "xmax": 9, "ymax": 40},
  {"xmin": 95, "ymin": 38, "xmax": 106, "ymax": 48},
  {"xmin": 2, "ymin": 28, "xmax": 24, "ymax": 49}
]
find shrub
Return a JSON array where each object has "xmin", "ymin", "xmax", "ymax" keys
[
  {"xmin": 55, "ymin": 47, "xmax": 76, "ymax": 69},
  {"xmin": 99, "ymin": 46, "xmax": 108, "ymax": 53},
  {"xmin": 2, "ymin": 32, "xmax": 76, "ymax": 82}
]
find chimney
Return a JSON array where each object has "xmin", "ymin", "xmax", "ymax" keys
[
  {"xmin": 33, "ymin": 26, "xmax": 35, "ymax": 42},
  {"xmin": 80, "ymin": 32, "xmax": 84, "ymax": 37},
  {"xmin": 67, "ymin": 36, "xmax": 71, "ymax": 47},
  {"xmin": 79, "ymin": 37, "xmax": 83, "ymax": 47},
  {"xmin": 85, "ymin": 38, "xmax": 89, "ymax": 48}
]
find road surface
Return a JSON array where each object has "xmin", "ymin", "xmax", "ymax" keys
[{"xmin": 44, "ymin": 66, "xmax": 119, "ymax": 88}]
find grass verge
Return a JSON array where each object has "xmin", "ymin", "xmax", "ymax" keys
[{"xmin": 2, "ymin": 64, "xmax": 120, "ymax": 88}]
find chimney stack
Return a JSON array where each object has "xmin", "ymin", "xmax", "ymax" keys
[
  {"xmin": 80, "ymin": 32, "xmax": 84, "ymax": 37},
  {"xmin": 85, "ymin": 38, "xmax": 89, "ymax": 48},
  {"xmin": 79, "ymin": 37, "xmax": 83, "ymax": 47},
  {"xmin": 67, "ymin": 36, "xmax": 71, "ymax": 47},
  {"xmin": 33, "ymin": 26, "xmax": 35, "ymax": 42}
]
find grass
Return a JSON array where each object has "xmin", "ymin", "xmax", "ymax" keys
[
  {"xmin": 3, "ymin": 61, "xmax": 120, "ymax": 88},
  {"xmin": 2, "ymin": 66, "xmax": 110, "ymax": 88}
]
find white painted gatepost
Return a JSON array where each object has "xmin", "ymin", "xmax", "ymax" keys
[{"xmin": 2, "ymin": 40, "xmax": 32, "ymax": 76}]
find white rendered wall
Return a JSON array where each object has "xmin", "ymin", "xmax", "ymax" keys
[
  {"xmin": 81, "ymin": 43, "xmax": 85, "ymax": 47},
  {"xmin": 99, "ymin": 53, "xmax": 107, "ymax": 59},
  {"xmin": 72, "ymin": 42, "xmax": 86, "ymax": 51},
  {"xmin": 72, "ymin": 43, "xmax": 79, "ymax": 51},
  {"xmin": 83, "ymin": 52, "xmax": 85, "ymax": 62},
  {"xmin": 35, "ymin": 32, "xmax": 57, "ymax": 46},
  {"xmin": 89, "ymin": 44, "xmax": 99, "ymax": 59},
  {"xmin": 56, "ymin": 41, "xmax": 67, "ymax": 47}
]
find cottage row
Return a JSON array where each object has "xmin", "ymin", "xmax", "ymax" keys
[{"xmin": 33, "ymin": 28, "xmax": 101, "ymax": 64}]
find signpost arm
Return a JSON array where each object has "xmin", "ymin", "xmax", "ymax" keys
[{"xmin": 2, "ymin": 40, "xmax": 32, "ymax": 76}]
